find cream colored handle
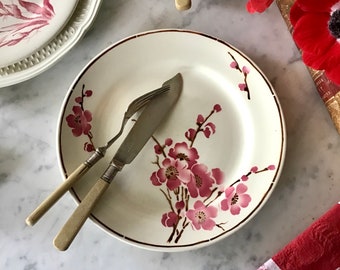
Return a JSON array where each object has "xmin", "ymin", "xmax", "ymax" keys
[
  {"xmin": 25, "ymin": 163, "xmax": 90, "ymax": 226},
  {"xmin": 175, "ymin": 0, "xmax": 191, "ymax": 10},
  {"xmin": 53, "ymin": 178, "xmax": 110, "ymax": 251}
]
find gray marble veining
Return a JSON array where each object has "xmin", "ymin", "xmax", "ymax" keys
[{"xmin": 1, "ymin": 0, "xmax": 339, "ymax": 269}]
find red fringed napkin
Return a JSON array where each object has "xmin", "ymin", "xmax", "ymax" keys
[{"xmin": 258, "ymin": 203, "xmax": 340, "ymax": 270}]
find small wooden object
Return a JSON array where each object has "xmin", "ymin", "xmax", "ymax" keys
[{"xmin": 175, "ymin": 0, "xmax": 191, "ymax": 11}]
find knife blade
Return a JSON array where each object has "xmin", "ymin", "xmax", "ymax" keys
[{"xmin": 53, "ymin": 73, "xmax": 183, "ymax": 251}]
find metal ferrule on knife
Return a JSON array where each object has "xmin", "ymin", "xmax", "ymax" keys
[{"xmin": 101, "ymin": 159, "xmax": 125, "ymax": 183}]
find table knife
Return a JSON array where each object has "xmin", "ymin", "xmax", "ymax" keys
[{"xmin": 53, "ymin": 73, "xmax": 183, "ymax": 251}]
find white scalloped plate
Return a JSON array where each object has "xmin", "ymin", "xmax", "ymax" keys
[
  {"xmin": 0, "ymin": 0, "xmax": 102, "ymax": 88},
  {"xmin": 0, "ymin": 0, "xmax": 78, "ymax": 67},
  {"xmin": 58, "ymin": 29, "xmax": 286, "ymax": 252}
]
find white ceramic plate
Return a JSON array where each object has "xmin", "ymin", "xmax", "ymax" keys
[
  {"xmin": 0, "ymin": 0, "xmax": 78, "ymax": 67},
  {"xmin": 58, "ymin": 29, "xmax": 286, "ymax": 252},
  {"xmin": 0, "ymin": 0, "xmax": 102, "ymax": 88}
]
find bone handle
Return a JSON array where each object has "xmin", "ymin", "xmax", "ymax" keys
[
  {"xmin": 53, "ymin": 178, "xmax": 109, "ymax": 251},
  {"xmin": 25, "ymin": 163, "xmax": 90, "ymax": 226}
]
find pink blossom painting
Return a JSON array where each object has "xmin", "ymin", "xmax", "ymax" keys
[
  {"xmin": 0, "ymin": 0, "xmax": 55, "ymax": 47},
  {"xmin": 65, "ymin": 84, "xmax": 96, "ymax": 153},
  {"xmin": 64, "ymin": 57, "xmax": 277, "ymax": 245},
  {"xmin": 149, "ymin": 104, "xmax": 276, "ymax": 243},
  {"xmin": 228, "ymin": 52, "xmax": 252, "ymax": 99}
]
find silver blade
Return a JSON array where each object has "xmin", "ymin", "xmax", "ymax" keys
[{"xmin": 113, "ymin": 73, "xmax": 183, "ymax": 165}]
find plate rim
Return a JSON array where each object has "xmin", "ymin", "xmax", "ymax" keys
[
  {"xmin": 0, "ymin": 0, "xmax": 103, "ymax": 88},
  {"xmin": 57, "ymin": 28, "xmax": 286, "ymax": 251}
]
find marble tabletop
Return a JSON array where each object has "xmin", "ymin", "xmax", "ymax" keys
[{"xmin": 1, "ymin": 0, "xmax": 339, "ymax": 269}]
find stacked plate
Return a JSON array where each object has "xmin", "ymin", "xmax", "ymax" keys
[{"xmin": 0, "ymin": 0, "xmax": 102, "ymax": 88}]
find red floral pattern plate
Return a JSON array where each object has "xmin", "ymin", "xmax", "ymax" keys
[
  {"xmin": 58, "ymin": 29, "xmax": 286, "ymax": 252},
  {"xmin": 0, "ymin": 0, "xmax": 102, "ymax": 87},
  {"xmin": 0, "ymin": 0, "xmax": 78, "ymax": 67}
]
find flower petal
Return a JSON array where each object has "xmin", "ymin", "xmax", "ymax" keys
[
  {"xmin": 246, "ymin": 0, "xmax": 274, "ymax": 13},
  {"xmin": 239, "ymin": 194, "xmax": 252, "ymax": 207},
  {"xmin": 19, "ymin": 0, "xmax": 44, "ymax": 15},
  {"xmin": 293, "ymin": 13, "xmax": 335, "ymax": 55},
  {"xmin": 202, "ymin": 219, "xmax": 215, "ymax": 230},
  {"xmin": 72, "ymin": 105, "xmax": 82, "ymax": 114},
  {"xmin": 221, "ymin": 198, "xmax": 229, "ymax": 211},
  {"xmin": 302, "ymin": 51, "xmax": 328, "ymax": 70},
  {"xmin": 323, "ymin": 42, "xmax": 340, "ymax": 68},
  {"xmin": 83, "ymin": 110, "xmax": 92, "ymax": 121},
  {"xmin": 71, "ymin": 128, "xmax": 82, "ymax": 137},
  {"xmin": 166, "ymin": 177, "xmax": 181, "ymax": 190},
  {"xmin": 325, "ymin": 64, "xmax": 340, "ymax": 86},
  {"xmin": 206, "ymin": 205, "xmax": 218, "ymax": 218},
  {"xmin": 290, "ymin": 2, "xmax": 305, "ymax": 27},
  {"xmin": 302, "ymin": 41, "xmax": 340, "ymax": 71},
  {"xmin": 193, "ymin": 200, "xmax": 205, "ymax": 209},
  {"xmin": 212, "ymin": 168, "xmax": 224, "ymax": 185},
  {"xmin": 224, "ymin": 186, "xmax": 235, "ymax": 197},
  {"xmin": 295, "ymin": 0, "xmax": 335, "ymax": 12},
  {"xmin": 236, "ymin": 183, "xmax": 248, "ymax": 194},
  {"xmin": 230, "ymin": 204, "xmax": 241, "ymax": 215}
]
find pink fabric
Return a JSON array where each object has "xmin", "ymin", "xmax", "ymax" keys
[{"xmin": 259, "ymin": 203, "xmax": 340, "ymax": 270}]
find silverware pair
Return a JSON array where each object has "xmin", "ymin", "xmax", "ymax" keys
[
  {"xmin": 26, "ymin": 73, "xmax": 183, "ymax": 251},
  {"xmin": 26, "ymin": 84, "xmax": 169, "ymax": 227}
]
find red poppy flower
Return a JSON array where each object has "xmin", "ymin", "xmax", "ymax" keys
[
  {"xmin": 246, "ymin": 0, "xmax": 274, "ymax": 13},
  {"xmin": 290, "ymin": 0, "xmax": 340, "ymax": 85}
]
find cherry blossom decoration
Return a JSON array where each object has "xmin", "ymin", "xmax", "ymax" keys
[
  {"xmin": 65, "ymin": 84, "xmax": 95, "ymax": 152},
  {"xmin": 228, "ymin": 52, "xmax": 252, "ymax": 100},
  {"xmin": 150, "ymin": 104, "xmax": 276, "ymax": 243},
  {"xmin": 62, "ymin": 51, "xmax": 278, "ymax": 244},
  {"xmin": 0, "ymin": 0, "xmax": 55, "ymax": 47}
]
